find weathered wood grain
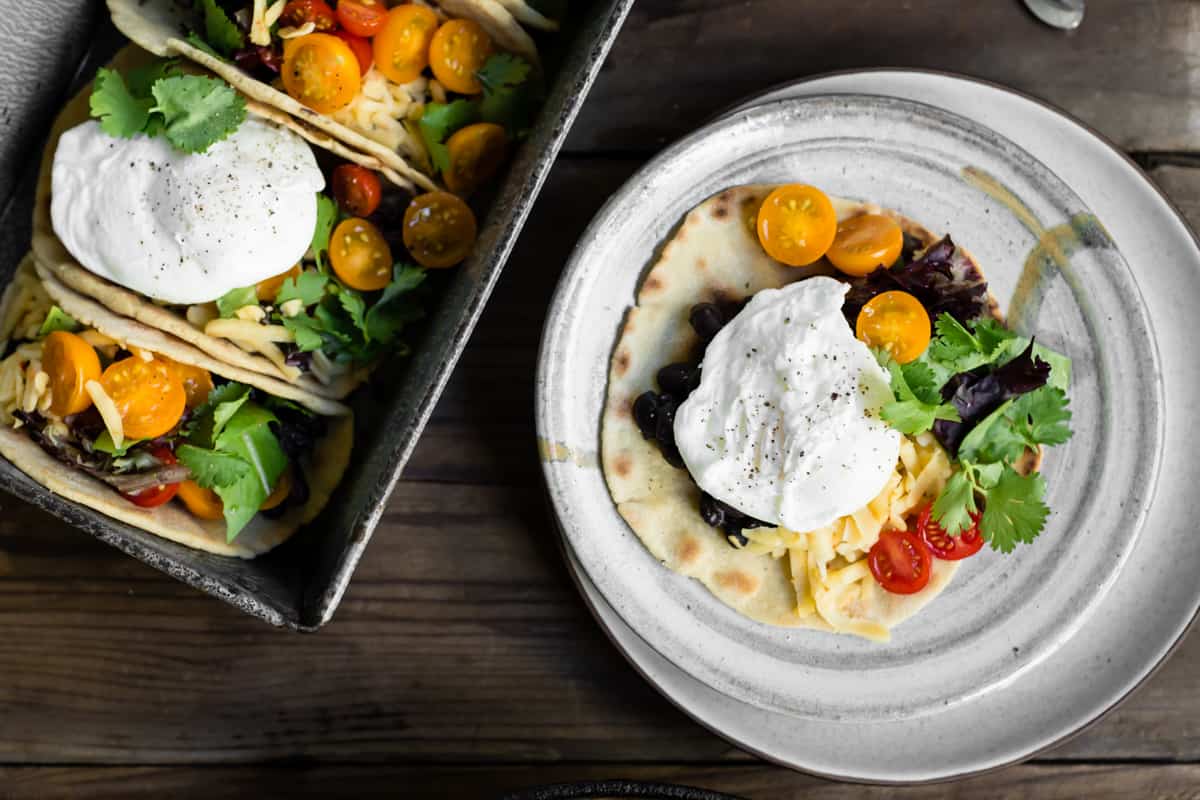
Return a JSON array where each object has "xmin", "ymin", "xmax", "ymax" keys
[
  {"xmin": 6, "ymin": 762, "xmax": 1200, "ymax": 799},
  {"xmin": 569, "ymin": 0, "xmax": 1200, "ymax": 155},
  {"xmin": 0, "ymin": 128, "xmax": 1199, "ymax": 782}
]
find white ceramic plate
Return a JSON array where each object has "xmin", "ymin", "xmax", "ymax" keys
[{"xmin": 541, "ymin": 71, "xmax": 1200, "ymax": 782}]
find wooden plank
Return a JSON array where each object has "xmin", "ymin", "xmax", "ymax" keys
[
  {"xmin": 569, "ymin": 0, "xmax": 1200, "ymax": 155},
  {"xmin": 6, "ymin": 763, "xmax": 1200, "ymax": 799},
  {"xmin": 1, "ymin": 161, "xmax": 1200, "ymax": 767}
]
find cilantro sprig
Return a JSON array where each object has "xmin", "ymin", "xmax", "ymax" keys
[
  {"xmin": 89, "ymin": 63, "xmax": 246, "ymax": 155},
  {"xmin": 417, "ymin": 53, "xmax": 540, "ymax": 178},
  {"xmin": 176, "ymin": 383, "xmax": 287, "ymax": 542},
  {"xmin": 878, "ymin": 312, "xmax": 1072, "ymax": 552}
]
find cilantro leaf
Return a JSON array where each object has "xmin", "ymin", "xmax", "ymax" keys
[
  {"xmin": 1032, "ymin": 344, "xmax": 1072, "ymax": 392},
  {"xmin": 180, "ymin": 401, "xmax": 287, "ymax": 541},
  {"xmin": 276, "ymin": 271, "xmax": 329, "ymax": 307},
  {"xmin": 476, "ymin": 53, "xmax": 532, "ymax": 94},
  {"xmin": 337, "ymin": 289, "xmax": 368, "ymax": 338},
  {"xmin": 215, "ymin": 285, "xmax": 260, "ymax": 318},
  {"xmin": 932, "ymin": 469, "xmax": 978, "ymax": 535},
  {"xmin": 879, "ymin": 356, "xmax": 960, "ymax": 435},
  {"xmin": 90, "ymin": 68, "xmax": 153, "ymax": 139},
  {"xmin": 91, "ymin": 431, "xmax": 143, "ymax": 456},
  {"xmin": 365, "ymin": 264, "xmax": 426, "ymax": 343},
  {"xmin": 177, "ymin": 444, "xmax": 252, "ymax": 487},
  {"xmin": 126, "ymin": 60, "xmax": 181, "ymax": 97},
  {"xmin": 198, "ymin": 0, "xmax": 245, "ymax": 56},
  {"xmin": 185, "ymin": 382, "xmax": 252, "ymax": 447},
  {"xmin": 151, "ymin": 75, "xmax": 246, "ymax": 154},
  {"xmin": 979, "ymin": 467, "xmax": 1049, "ymax": 553},
  {"xmin": 310, "ymin": 194, "xmax": 338, "ymax": 271},
  {"xmin": 281, "ymin": 313, "xmax": 325, "ymax": 352},
  {"xmin": 38, "ymin": 306, "xmax": 79, "ymax": 336},
  {"xmin": 184, "ymin": 32, "xmax": 226, "ymax": 62},
  {"xmin": 418, "ymin": 100, "xmax": 480, "ymax": 175},
  {"xmin": 1008, "ymin": 386, "xmax": 1073, "ymax": 447},
  {"xmin": 477, "ymin": 53, "xmax": 538, "ymax": 136}
]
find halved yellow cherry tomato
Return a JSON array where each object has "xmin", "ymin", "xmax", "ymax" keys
[
  {"xmin": 256, "ymin": 264, "xmax": 302, "ymax": 303},
  {"xmin": 177, "ymin": 480, "xmax": 224, "ymax": 520},
  {"xmin": 429, "ymin": 18, "xmax": 494, "ymax": 95},
  {"xmin": 42, "ymin": 331, "xmax": 101, "ymax": 416},
  {"xmin": 100, "ymin": 357, "xmax": 187, "ymax": 440},
  {"xmin": 330, "ymin": 217, "xmax": 393, "ymax": 291},
  {"xmin": 444, "ymin": 122, "xmax": 507, "ymax": 195},
  {"xmin": 374, "ymin": 4, "xmax": 439, "ymax": 84},
  {"xmin": 168, "ymin": 361, "xmax": 214, "ymax": 408},
  {"xmin": 402, "ymin": 191, "xmax": 477, "ymax": 268},
  {"xmin": 756, "ymin": 184, "xmax": 838, "ymax": 267},
  {"xmin": 827, "ymin": 214, "xmax": 904, "ymax": 277},
  {"xmin": 281, "ymin": 33, "xmax": 362, "ymax": 114},
  {"xmin": 260, "ymin": 468, "xmax": 293, "ymax": 511},
  {"xmin": 855, "ymin": 291, "xmax": 931, "ymax": 364}
]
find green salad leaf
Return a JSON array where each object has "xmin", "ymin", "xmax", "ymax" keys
[
  {"xmin": 38, "ymin": 306, "xmax": 80, "ymax": 337},
  {"xmin": 418, "ymin": 100, "xmax": 480, "ymax": 175},
  {"xmin": 198, "ymin": 0, "xmax": 245, "ymax": 56},
  {"xmin": 178, "ymin": 392, "xmax": 286, "ymax": 542},
  {"xmin": 215, "ymin": 285, "xmax": 260, "ymax": 318},
  {"xmin": 878, "ymin": 356, "xmax": 959, "ymax": 435},
  {"xmin": 310, "ymin": 194, "xmax": 338, "ymax": 272},
  {"xmin": 477, "ymin": 54, "xmax": 539, "ymax": 136},
  {"xmin": 276, "ymin": 271, "xmax": 329, "ymax": 307}
]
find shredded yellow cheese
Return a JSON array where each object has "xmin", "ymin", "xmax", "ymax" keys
[
  {"xmin": 85, "ymin": 380, "xmax": 123, "ymax": 450},
  {"xmin": 746, "ymin": 435, "xmax": 953, "ymax": 640},
  {"xmin": 331, "ymin": 67, "xmax": 428, "ymax": 157}
]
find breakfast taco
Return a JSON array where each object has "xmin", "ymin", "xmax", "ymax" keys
[
  {"xmin": 106, "ymin": 0, "xmax": 554, "ymax": 191},
  {"xmin": 32, "ymin": 44, "xmax": 469, "ymax": 401},
  {"xmin": 602, "ymin": 185, "xmax": 1071, "ymax": 641},
  {"xmin": 0, "ymin": 254, "xmax": 352, "ymax": 558}
]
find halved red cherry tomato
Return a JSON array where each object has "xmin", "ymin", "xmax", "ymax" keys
[
  {"xmin": 855, "ymin": 290, "xmax": 931, "ymax": 364},
  {"xmin": 330, "ymin": 217, "xmax": 393, "ymax": 290},
  {"xmin": 177, "ymin": 480, "xmax": 224, "ymax": 520},
  {"xmin": 281, "ymin": 33, "xmax": 362, "ymax": 114},
  {"xmin": 756, "ymin": 184, "xmax": 838, "ymax": 267},
  {"xmin": 332, "ymin": 164, "xmax": 383, "ymax": 217},
  {"xmin": 402, "ymin": 191, "xmax": 477, "ymax": 268},
  {"xmin": 334, "ymin": 30, "xmax": 373, "ymax": 74},
  {"xmin": 916, "ymin": 505, "xmax": 984, "ymax": 560},
  {"xmin": 827, "ymin": 213, "xmax": 904, "ymax": 277},
  {"xmin": 122, "ymin": 446, "xmax": 181, "ymax": 508},
  {"xmin": 42, "ymin": 331, "xmax": 101, "ymax": 416},
  {"xmin": 374, "ymin": 4, "xmax": 439, "ymax": 84},
  {"xmin": 868, "ymin": 528, "xmax": 933, "ymax": 594},
  {"xmin": 336, "ymin": 0, "xmax": 387, "ymax": 36},
  {"xmin": 281, "ymin": 0, "xmax": 337, "ymax": 30},
  {"xmin": 429, "ymin": 18, "xmax": 494, "ymax": 95}
]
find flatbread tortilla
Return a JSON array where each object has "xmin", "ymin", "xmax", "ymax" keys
[
  {"xmin": 30, "ymin": 45, "xmax": 363, "ymax": 401},
  {"xmin": 106, "ymin": 0, "xmax": 544, "ymax": 186},
  {"xmin": 0, "ymin": 257, "xmax": 353, "ymax": 558},
  {"xmin": 602, "ymin": 186, "xmax": 980, "ymax": 634}
]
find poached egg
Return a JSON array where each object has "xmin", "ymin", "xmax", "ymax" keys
[
  {"xmin": 674, "ymin": 277, "xmax": 900, "ymax": 532},
  {"xmin": 50, "ymin": 118, "xmax": 325, "ymax": 305}
]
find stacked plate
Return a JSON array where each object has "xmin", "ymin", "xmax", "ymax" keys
[{"xmin": 536, "ymin": 72, "xmax": 1200, "ymax": 782}]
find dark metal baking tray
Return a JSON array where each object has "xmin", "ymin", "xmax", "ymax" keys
[{"xmin": 0, "ymin": 0, "xmax": 634, "ymax": 629}]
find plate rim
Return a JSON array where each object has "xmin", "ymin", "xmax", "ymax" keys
[
  {"xmin": 541, "ymin": 68, "xmax": 1199, "ymax": 784},
  {"xmin": 539, "ymin": 89, "xmax": 1161, "ymax": 720}
]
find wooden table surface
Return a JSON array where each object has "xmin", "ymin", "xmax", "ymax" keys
[{"xmin": 4, "ymin": 1, "xmax": 1200, "ymax": 797}]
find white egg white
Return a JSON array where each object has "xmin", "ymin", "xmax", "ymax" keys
[
  {"xmin": 50, "ymin": 118, "xmax": 325, "ymax": 305},
  {"xmin": 674, "ymin": 276, "xmax": 900, "ymax": 532}
]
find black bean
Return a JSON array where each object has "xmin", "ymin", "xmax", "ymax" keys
[
  {"xmin": 689, "ymin": 303, "xmax": 726, "ymax": 342},
  {"xmin": 632, "ymin": 392, "xmax": 659, "ymax": 440},
  {"xmin": 653, "ymin": 394, "xmax": 677, "ymax": 446},
  {"xmin": 657, "ymin": 362, "xmax": 699, "ymax": 397},
  {"xmin": 699, "ymin": 492, "xmax": 726, "ymax": 528}
]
